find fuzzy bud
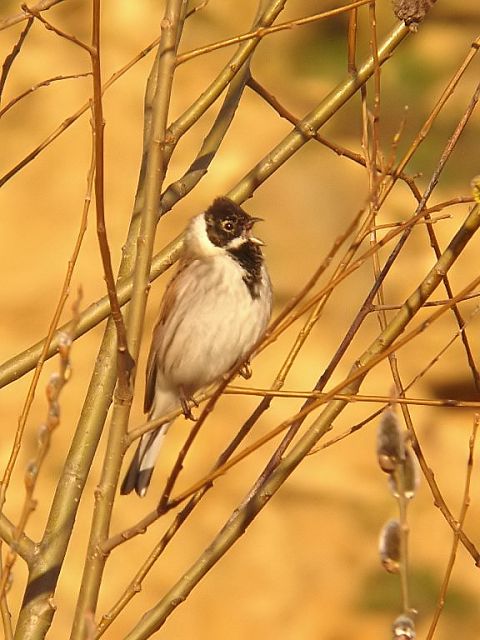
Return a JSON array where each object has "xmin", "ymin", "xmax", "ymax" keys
[
  {"xmin": 46, "ymin": 372, "xmax": 61, "ymax": 402},
  {"xmin": 379, "ymin": 519, "xmax": 401, "ymax": 573},
  {"xmin": 392, "ymin": 614, "xmax": 416, "ymax": 639},
  {"xmin": 58, "ymin": 331, "xmax": 72, "ymax": 359},
  {"xmin": 377, "ymin": 409, "xmax": 405, "ymax": 473},
  {"xmin": 24, "ymin": 461, "xmax": 38, "ymax": 490},
  {"xmin": 472, "ymin": 176, "xmax": 480, "ymax": 205},
  {"xmin": 389, "ymin": 446, "xmax": 420, "ymax": 499},
  {"xmin": 37, "ymin": 423, "xmax": 49, "ymax": 445}
]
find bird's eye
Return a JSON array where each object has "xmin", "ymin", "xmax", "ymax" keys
[{"xmin": 222, "ymin": 220, "xmax": 234, "ymax": 232}]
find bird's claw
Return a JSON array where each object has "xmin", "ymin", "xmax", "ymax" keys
[
  {"xmin": 180, "ymin": 389, "xmax": 197, "ymax": 421},
  {"xmin": 239, "ymin": 362, "xmax": 252, "ymax": 379}
]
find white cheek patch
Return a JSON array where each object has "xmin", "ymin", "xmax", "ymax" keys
[
  {"xmin": 185, "ymin": 214, "xmax": 223, "ymax": 258},
  {"xmin": 226, "ymin": 235, "xmax": 248, "ymax": 250}
]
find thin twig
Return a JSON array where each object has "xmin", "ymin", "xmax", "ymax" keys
[
  {"xmin": 347, "ymin": 4, "xmax": 358, "ymax": 74},
  {"xmin": 370, "ymin": 290, "xmax": 480, "ymax": 311},
  {"xmin": 176, "ymin": 0, "xmax": 371, "ymax": 65},
  {"xmin": 0, "ymin": 0, "xmax": 70, "ymax": 31},
  {"xmin": 224, "ymin": 387, "xmax": 480, "ymax": 409},
  {"xmin": 21, "ymin": 3, "xmax": 94, "ymax": 53},
  {"xmin": 90, "ymin": 8, "xmax": 134, "ymax": 396},
  {"xmin": 0, "ymin": 127, "xmax": 94, "ymax": 530},
  {"xmin": 0, "ymin": 515, "xmax": 34, "ymax": 564},
  {"xmin": 122, "ymin": 200, "xmax": 480, "ymax": 638},
  {"xmin": 425, "ymin": 415, "xmax": 479, "ymax": 640},
  {"xmin": 247, "ymin": 75, "xmax": 421, "ymax": 200},
  {"xmin": 393, "ymin": 457, "xmax": 412, "ymax": 614},
  {"xmin": 0, "ymin": 292, "xmax": 82, "ymax": 598},
  {"xmin": 0, "ymin": 72, "xmax": 91, "ymax": 118},
  {"xmin": 0, "ymin": 34, "xmax": 162, "ymax": 188},
  {"xmin": 0, "ymin": 17, "xmax": 33, "ymax": 102},
  {"xmin": 0, "ymin": 547, "xmax": 12, "ymax": 640}
]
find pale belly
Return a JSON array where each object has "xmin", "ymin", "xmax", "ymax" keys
[{"xmin": 156, "ymin": 256, "xmax": 271, "ymax": 393}]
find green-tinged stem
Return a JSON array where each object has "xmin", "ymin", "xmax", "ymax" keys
[
  {"xmin": 229, "ymin": 21, "xmax": 409, "ymax": 202},
  {"xmin": 166, "ymin": 0, "xmax": 287, "ymax": 153},
  {"xmin": 0, "ymin": 516, "xmax": 35, "ymax": 566},
  {"xmin": 393, "ymin": 464, "xmax": 411, "ymax": 613}
]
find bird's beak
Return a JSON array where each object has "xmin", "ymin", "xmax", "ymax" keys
[{"xmin": 247, "ymin": 216, "xmax": 265, "ymax": 245}]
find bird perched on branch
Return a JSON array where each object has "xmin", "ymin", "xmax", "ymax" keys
[{"xmin": 121, "ymin": 197, "xmax": 272, "ymax": 497}]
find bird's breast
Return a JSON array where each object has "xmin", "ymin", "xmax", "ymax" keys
[{"xmin": 157, "ymin": 255, "xmax": 271, "ymax": 392}]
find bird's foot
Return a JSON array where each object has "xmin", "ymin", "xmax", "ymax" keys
[
  {"xmin": 239, "ymin": 361, "xmax": 252, "ymax": 379},
  {"xmin": 179, "ymin": 388, "xmax": 197, "ymax": 421}
]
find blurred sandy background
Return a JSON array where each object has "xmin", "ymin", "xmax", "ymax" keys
[{"xmin": 1, "ymin": 1, "xmax": 480, "ymax": 638}]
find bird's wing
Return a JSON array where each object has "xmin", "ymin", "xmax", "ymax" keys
[
  {"xmin": 143, "ymin": 259, "xmax": 188, "ymax": 414},
  {"xmin": 143, "ymin": 340, "xmax": 158, "ymax": 414}
]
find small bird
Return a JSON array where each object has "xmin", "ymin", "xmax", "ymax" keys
[{"xmin": 121, "ymin": 197, "xmax": 272, "ymax": 496}]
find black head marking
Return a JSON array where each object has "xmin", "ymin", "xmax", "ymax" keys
[
  {"xmin": 205, "ymin": 197, "xmax": 254, "ymax": 248},
  {"xmin": 228, "ymin": 242, "xmax": 264, "ymax": 299},
  {"xmin": 204, "ymin": 197, "xmax": 265, "ymax": 298}
]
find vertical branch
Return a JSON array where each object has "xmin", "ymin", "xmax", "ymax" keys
[
  {"xmin": 70, "ymin": 2, "xmax": 186, "ymax": 638},
  {"xmin": 425, "ymin": 415, "xmax": 479, "ymax": 640},
  {"xmin": 347, "ymin": 6, "xmax": 358, "ymax": 74},
  {"xmin": 90, "ymin": 0, "xmax": 134, "ymax": 396},
  {"xmin": 0, "ymin": 549, "xmax": 13, "ymax": 640},
  {"xmin": 392, "ymin": 456, "xmax": 412, "ymax": 614},
  {"xmin": 368, "ymin": 0, "xmax": 381, "ymax": 186},
  {"xmin": 10, "ymin": 3, "xmax": 182, "ymax": 638}
]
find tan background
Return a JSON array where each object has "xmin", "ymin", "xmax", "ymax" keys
[{"xmin": 1, "ymin": 1, "xmax": 480, "ymax": 638}]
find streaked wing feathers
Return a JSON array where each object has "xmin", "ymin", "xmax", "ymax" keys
[{"xmin": 143, "ymin": 260, "xmax": 188, "ymax": 415}]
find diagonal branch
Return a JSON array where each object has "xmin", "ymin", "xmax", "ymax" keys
[
  {"xmin": 0, "ymin": 17, "xmax": 33, "ymax": 101},
  {"xmin": 0, "ymin": 0, "xmax": 70, "ymax": 31},
  {"xmin": 0, "ymin": 516, "xmax": 34, "ymax": 566},
  {"xmin": 123, "ymin": 199, "xmax": 480, "ymax": 637}
]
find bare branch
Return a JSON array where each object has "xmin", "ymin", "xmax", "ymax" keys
[
  {"xmin": 0, "ymin": 17, "xmax": 33, "ymax": 102},
  {"xmin": 21, "ymin": 4, "xmax": 93, "ymax": 53},
  {"xmin": 70, "ymin": 2, "xmax": 186, "ymax": 636},
  {"xmin": 123, "ymin": 201, "xmax": 480, "ymax": 638},
  {"xmin": 176, "ymin": 0, "xmax": 372, "ymax": 65},
  {"xmin": 0, "ymin": 0, "xmax": 70, "ymax": 31},
  {"xmin": 0, "ymin": 72, "xmax": 91, "ymax": 119},
  {"xmin": 0, "ymin": 293, "xmax": 82, "ymax": 598},
  {"xmin": 425, "ymin": 415, "xmax": 478, "ymax": 639}
]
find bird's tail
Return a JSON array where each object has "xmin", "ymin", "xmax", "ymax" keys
[{"xmin": 120, "ymin": 422, "xmax": 171, "ymax": 497}]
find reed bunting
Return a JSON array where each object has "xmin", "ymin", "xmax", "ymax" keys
[{"xmin": 121, "ymin": 197, "xmax": 272, "ymax": 496}]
